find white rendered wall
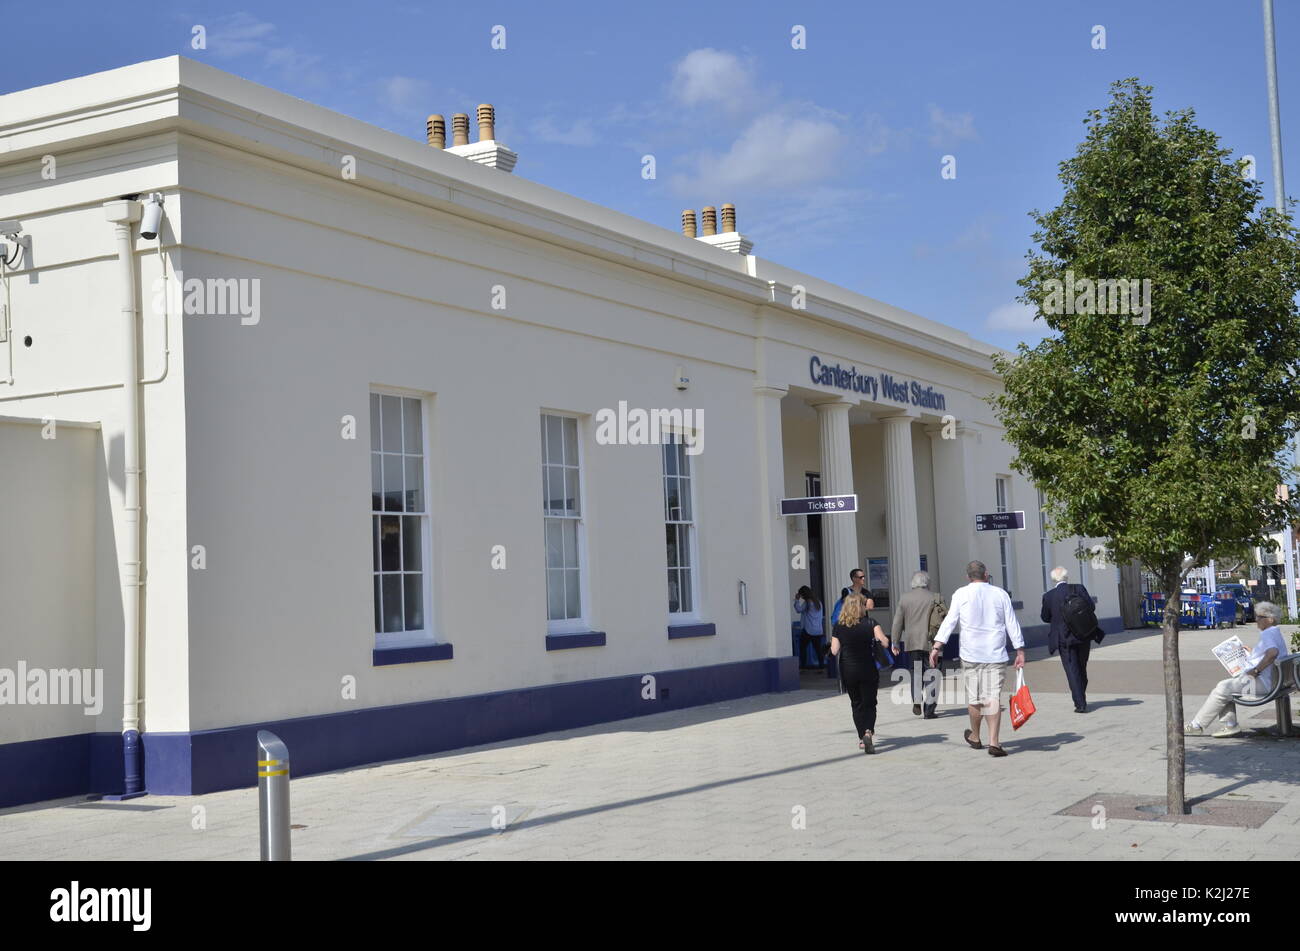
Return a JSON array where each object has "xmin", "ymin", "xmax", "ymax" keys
[
  {"xmin": 177, "ymin": 141, "xmax": 772, "ymax": 731},
  {"xmin": 0, "ymin": 419, "xmax": 99, "ymax": 741},
  {"xmin": 0, "ymin": 139, "xmax": 191, "ymax": 735}
]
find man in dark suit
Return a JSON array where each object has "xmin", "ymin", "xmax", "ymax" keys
[{"xmin": 1041, "ymin": 566, "xmax": 1099, "ymax": 712}]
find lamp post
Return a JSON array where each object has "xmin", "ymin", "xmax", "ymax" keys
[{"xmin": 1263, "ymin": 0, "xmax": 1297, "ymax": 620}]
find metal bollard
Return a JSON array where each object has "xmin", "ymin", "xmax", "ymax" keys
[{"xmin": 257, "ymin": 730, "xmax": 291, "ymax": 861}]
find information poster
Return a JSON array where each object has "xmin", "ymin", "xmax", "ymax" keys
[{"xmin": 868, "ymin": 557, "xmax": 890, "ymax": 609}]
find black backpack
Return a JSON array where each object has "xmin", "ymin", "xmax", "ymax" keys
[{"xmin": 1061, "ymin": 585, "xmax": 1100, "ymax": 642}]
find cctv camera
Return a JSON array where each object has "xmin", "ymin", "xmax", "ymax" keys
[
  {"xmin": 0, "ymin": 220, "xmax": 21, "ymax": 238},
  {"xmin": 139, "ymin": 195, "xmax": 164, "ymax": 240}
]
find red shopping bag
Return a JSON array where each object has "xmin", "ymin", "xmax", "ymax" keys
[{"xmin": 1009, "ymin": 668, "xmax": 1036, "ymax": 731}]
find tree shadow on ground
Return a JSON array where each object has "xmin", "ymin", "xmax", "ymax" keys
[
  {"xmin": 1181, "ymin": 732, "xmax": 1300, "ymax": 789},
  {"xmin": 337, "ymin": 749, "xmax": 867, "ymax": 860},
  {"xmin": 1005, "ymin": 732, "xmax": 1085, "ymax": 753}
]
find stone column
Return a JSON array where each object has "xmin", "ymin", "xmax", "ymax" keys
[
  {"xmin": 926, "ymin": 422, "xmax": 982, "ymax": 598},
  {"xmin": 754, "ymin": 383, "xmax": 790, "ymax": 661},
  {"xmin": 813, "ymin": 398, "xmax": 858, "ymax": 619},
  {"xmin": 881, "ymin": 414, "xmax": 922, "ymax": 612}
]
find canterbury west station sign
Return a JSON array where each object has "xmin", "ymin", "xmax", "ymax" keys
[{"xmin": 808, "ymin": 355, "xmax": 947, "ymax": 411}]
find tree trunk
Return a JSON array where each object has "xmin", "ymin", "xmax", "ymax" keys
[
  {"xmin": 1119, "ymin": 559, "xmax": 1143, "ymax": 629},
  {"xmin": 1162, "ymin": 568, "xmax": 1187, "ymax": 815}
]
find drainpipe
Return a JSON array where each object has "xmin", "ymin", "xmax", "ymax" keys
[{"xmin": 103, "ymin": 198, "xmax": 146, "ymax": 799}]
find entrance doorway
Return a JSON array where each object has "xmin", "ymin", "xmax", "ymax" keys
[{"xmin": 805, "ymin": 472, "xmax": 826, "ymax": 626}]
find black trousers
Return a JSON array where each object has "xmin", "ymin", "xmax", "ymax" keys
[
  {"xmin": 909, "ymin": 650, "xmax": 938, "ymax": 716},
  {"xmin": 841, "ymin": 660, "xmax": 880, "ymax": 736},
  {"xmin": 799, "ymin": 632, "xmax": 826, "ymax": 667},
  {"xmin": 1059, "ymin": 639, "xmax": 1091, "ymax": 708}
]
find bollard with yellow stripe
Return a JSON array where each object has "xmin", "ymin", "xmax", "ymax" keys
[{"xmin": 256, "ymin": 730, "xmax": 292, "ymax": 860}]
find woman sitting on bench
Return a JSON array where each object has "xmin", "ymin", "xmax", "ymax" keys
[{"xmin": 1185, "ymin": 601, "xmax": 1288, "ymax": 738}]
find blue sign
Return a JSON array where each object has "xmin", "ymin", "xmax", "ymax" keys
[
  {"xmin": 809, "ymin": 356, "xmax": 946, "ymax": 410},
  {"xmin": 780, "ymin": 494, "xmax": 858, "ymax": 516}
]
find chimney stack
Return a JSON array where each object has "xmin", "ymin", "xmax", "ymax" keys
[
  {"xmin": 451, "ymin": 113, "xmax": 470, "ymax": 147},
  {"xmin": 477, "ymin": 104, "xmax": 496, "ymax": 142},
  {"xmin": 684, "ymin": 202, "xmax": 753, "ymax": 255},
  {"xmin": 701, "ymin": 206, "xmax": 717, "ymax": 236},
  {"xmin": 425, "ymin": 114, "xmax": 446, "ymax": 149},
  {"xmin": 438, "ymin": 103, "xmax": 518, "ymax": 172}
]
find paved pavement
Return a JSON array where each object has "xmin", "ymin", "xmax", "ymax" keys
[{"xmin": 1, "ymin": 623, "xmax": 1296, "ymax": 860}]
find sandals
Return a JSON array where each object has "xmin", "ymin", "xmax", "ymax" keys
[
  {"xmin": 987, "ymin": 745, "xmax": 1007, "ymax": 757},
  {"xmin": 862, "ymin": 731, "xmax": 875, "ymax": 755}
]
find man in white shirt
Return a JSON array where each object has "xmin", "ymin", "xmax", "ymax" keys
[
  {"xmin": 1186, "ymin": 600, "xmax": 1289, "ymax": 738},
  {"xmin": 930, "ymin": 560, "xmax": 1026, "ymax": 757}
]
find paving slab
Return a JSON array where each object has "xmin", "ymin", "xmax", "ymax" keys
[{"xmin": 1, "ymin": 625, "xmax": 1296, "ymax": 860}]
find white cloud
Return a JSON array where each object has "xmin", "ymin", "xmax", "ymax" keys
[
  {"xmin": 671, "ymin": 112, "xmax": 845, "ymax": 194},
  {"xmin": 530, "ymin": 115, "xmax": 599, "ymax": 147},
  {"xmin": 928, "ymin": 104, "xmax": 977, "ymax": 147},
  {"xmin": 985, "ymin": 302, "xmax": 1039, "ymax": 331},
  {"xmin": 203, "ymin": 12, "xmax": 276, "ymax": 58},
  {"xmin": 740, "ymin": 185, "xmax": 877, "ymax": 255},
  {"xmin": 377, "ymin": 76, "xmax": 433, "ymax": 114},
  {"xmin": 859, "ymin": 112, "xmax": 902, "ymax": 157},
  {"xmin": 670, "ymin": 49, "xmax": 758, "ymax": 110},
  {"xmin": 200, "ymin": 13, "xmax": 324, "ymax": 85}
]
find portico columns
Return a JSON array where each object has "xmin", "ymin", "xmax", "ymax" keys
[
  {"xmin": 813, "ymin": 398, "xmax": 858, "ymax": 621},
  {"xmin": 926, "ymin": 422, "xmax": 982, "ymax": 597},
  {"xmin": 754, "ymin": 382, "xmax": 790, "ymax": 659},
  {"xmin": 881, "ymin": 414, "xmax": 922, "ymax": 612}
]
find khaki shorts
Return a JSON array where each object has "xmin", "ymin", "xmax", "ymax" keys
[{"xmin": 962, "ymin": 661, "xmax": 1006, "ymax": 708}]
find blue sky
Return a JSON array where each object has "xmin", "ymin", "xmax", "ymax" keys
[{"xmin": 4, "ymin": 0, "xmax": 1296, "ymax": 351}]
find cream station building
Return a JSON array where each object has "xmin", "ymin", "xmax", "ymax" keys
[{"xmin": 0, "ymin": 57, "xmax": 1125, "ymax": 807}]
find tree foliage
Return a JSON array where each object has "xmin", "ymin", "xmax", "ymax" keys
[{"xmin": 992, "ymin": 79, "xmax": 1300, "ymax": 582}]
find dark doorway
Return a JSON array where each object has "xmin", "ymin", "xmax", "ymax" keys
[{"xmin": 805, "ymin": 473, "xmax": 826, "ymax": 622}]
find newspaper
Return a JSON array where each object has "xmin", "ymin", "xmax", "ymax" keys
[{"xmin": 1211, "ymin": 635, "xmax": 1250, "ymax": 676}]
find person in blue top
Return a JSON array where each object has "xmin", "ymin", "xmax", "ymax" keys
[
  {"xmin": 832, "ymin": 568, "xmax": 872, "ymax": 624},
  {"xmin": 793, "ymin": 586, "xmax": 825, "ymax": 668}
]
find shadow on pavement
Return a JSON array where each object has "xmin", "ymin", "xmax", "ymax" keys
[
  {"xmin": 1182, "ymin": 732, "xmax": 1300, "ymax": 788},
  {"xmin": 1084, "ymin": 698, "xmax": 1143, "ymax": 709},
  {"xmin": 1005, "ymin": 732, "xmax": 1085, "ymax": 753},
  {"xmin": 869, "ymin": 734, "xmax": 949, "ymax": 753},
  {"xmin": 337, "ymin": 750, "xmax": 866, "ymax": 860}
]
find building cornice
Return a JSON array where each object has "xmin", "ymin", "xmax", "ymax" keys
[{"xmin": 0, "ymin": 56, "xmax": 1008, "ymax": 381}]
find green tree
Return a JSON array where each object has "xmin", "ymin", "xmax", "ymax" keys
[{"xmin": 992, "ymin": 79, "xmax": 1300, "ymax": 815}]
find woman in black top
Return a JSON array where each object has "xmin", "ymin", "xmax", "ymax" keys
[{"xmin": 831, "ymin": 594, "xmax": 891, "ymax": 754}]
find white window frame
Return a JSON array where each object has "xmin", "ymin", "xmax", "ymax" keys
[
  {"xmin": 542, "ymin": 411, "xmax": 590, "ymax": 634},
  {"xmin": 995, "ymin": 476, "xmax": 1014, "ymax": 595},
  {"xmin": 371, "ymin": 387, "xmax": 435, "ymax": 650},
  {"xmin": 663, "ymin": 431, "xmax": 704, "ymax": 622}
]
